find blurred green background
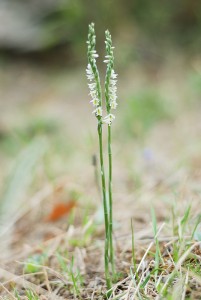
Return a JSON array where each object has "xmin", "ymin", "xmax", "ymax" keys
[{"xmin": 0, "ymin": 0, "xmax": 201, "ymax": 60}]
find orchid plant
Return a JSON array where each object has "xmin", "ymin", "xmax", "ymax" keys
[{"xmin": 86, "ymin": 23, "xmax": 118, "ymax": 290}]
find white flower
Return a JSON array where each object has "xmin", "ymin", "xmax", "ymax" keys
[
  {"xmin": 91, "ymin": 50, "xmax": 99, "ymax": 59},
  {"xmin": 111, "ymin": 69, "xmax": 118, "ymax": 79},
  {"xmin": 110, "ymin": 94, "xmax": 117, "ymax": 101},
  {"xmin": 104, "ymin": 55, "xmax": 113, "ymax": 63},
  {"xmin": 86, "ymin": 64, "xmax": 94, "ymax": 81},
  {"xmin": 110, "ymin": 101, "xmax": 118, "ymax": 109},
  {"xmin": 110, "ymin": 79, "xmax": 117, "ymax": 85},
  {"xmin": 88, "ymin": 83, "xmax": 96, "ymax": 89},
  {"xmin": 103, "ymin": 113, "xmax": 115, "ymax": 125},
  {"xmin": 110, "ymin": 85, "xmax": 117, "ymax": 92},
  {"xmin": 93, "ymin": 106, "xmax": 103, "ymax": 116},
  {"xmin": 89, "ymin": 90, "xmax": 97, "ymax": 98},
  {"xmin": 90, "ymin": 98, "xmax": 99, "ymax": 106}
]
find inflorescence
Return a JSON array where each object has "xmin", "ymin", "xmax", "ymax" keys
[{"xmin": 86, "ymin": 23, "xmax": 118, "ymax": 125}]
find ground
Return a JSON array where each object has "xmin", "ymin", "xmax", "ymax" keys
[{"xmin": 0, "ymin": 54, "xmax": 201, "ymax": 299}]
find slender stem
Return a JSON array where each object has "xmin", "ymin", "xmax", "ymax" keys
[
  {"xmin": 105, "ymin": 64, "xmax": 115, "ymax": 275},
  {"xmin": 98, "ymin": 122, "xmax": 111, "ymax": 290},
  {"xmin": 108, "ymin": 124, "xmax": 115, "ymax": 275}
]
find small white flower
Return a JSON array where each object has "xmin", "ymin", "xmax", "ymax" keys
[
  {"xmin": 92, "ymin": 53, "xmax": 99, "ymax": 58},
  {"xmin": 103, "ymin": 113, "xmax": 115, "ymax": 125},
  {"xmin": 111, "ymin": 69, "xmax": 118, "ymax": 79},
  {"xmin": 110, "ymin": 79, "xmax": 117, "ymax": 85},
  {"xmin": 86, "ymin": 64, "xmax": 94, "ymax": 81},
  {"xmin": 110, "ymin": 85, "xmax": 117, "ymax": 92},
  {"xmin": 110, "ymin": 101, "xmax": 118, "ymax": 109},
  {"xmin": 110, "ymin": 94, "xmax": 117, "ymax": 101},
  {"xmin": 89, "ymin": 90, "xmax": 97, "ymax": 98},
  {"xmin": 88, "ymin": 83, "xmax": 96, "ymax": 89},
  {"xmin": 90, "ymin": 98, "xmax": 99, "ymax": 106},
  {"xmin": 90, "ymin": 50, "xmax": 99, "ymax": 60},
  {"xmin": 93, "ymin": 106, "xmax": 103, "ymax": 116},
  {"xmin": 104, "ymin": 51, "xmax": 113, "ymax": 63},
  {"xmin": 86, "ymin": 63, "xmax": 92, "ymax": 73}
]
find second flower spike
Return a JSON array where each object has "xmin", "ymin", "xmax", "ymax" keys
[{"xmin": 104, "ymin": 30, "xmax": 118, "ymax": 126}]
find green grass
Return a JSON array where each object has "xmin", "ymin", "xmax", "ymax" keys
[
  {"xmin": 56, "ymin": 252, "xmax": 83, "ymax": 298},
  {"xmin": 14, "ymin": 289, "xmax": 40, "ymax": 300},
  {"xmin": 25, "ymin": 290, "xmax": 40, "ymax": 300},
  {"xmin": 125, "ymin": 207, "xmax": 201, "ymax": 299}
]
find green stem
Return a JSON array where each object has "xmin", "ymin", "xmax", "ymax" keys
[
  {"xmin": 89, "ymin": 56, "xmax": 112, "ymax": 290},
  {"xmin": 108, "ymin": 125, "xmax": 115, "ymax": 275},
  {"xmin": 105, "ymin": 65, "xmax": 115, "ymax": 276},
  {"xmin": 98, "ymin": 122, "xmax": 111, "ymax": 290}
]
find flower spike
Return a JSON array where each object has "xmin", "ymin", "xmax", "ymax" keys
[
  {"xmin": 86, "ymin": 23, "xmax": 102, "ymax": 121},
  {"xmin": 104, "ymin": 30, "xmax": 118, "ymax": 126}
]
